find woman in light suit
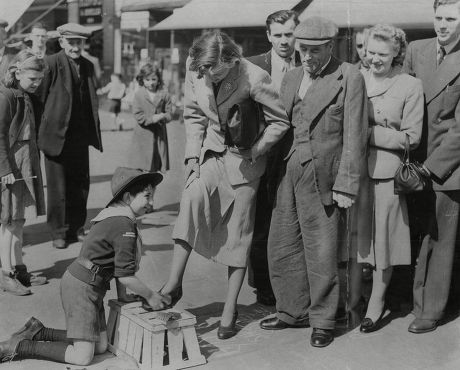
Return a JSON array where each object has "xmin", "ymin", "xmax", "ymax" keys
[
  {"xmin": 358, "ymin": 24, "xmax": 424, "ymax": 333},
  {"xmin": 160, "ymin": 31, "xmax": 290, "ymax": 339}
]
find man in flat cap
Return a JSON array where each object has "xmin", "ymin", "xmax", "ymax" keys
[
  {"xmin": 260, "ymin": 16, "xmax": 368, "ymax": 348},
  {"xmin": 0, "ymin": 19, "xmax": 19, "ymax": 80},
  {"xmin": 37, "ymin": 23, "xmax": 102, "ymax": 249}
]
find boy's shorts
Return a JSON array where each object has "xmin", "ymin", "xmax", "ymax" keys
[{"xmin": 60, "ymin": 270, "xmax": 107, "ymax": 342}]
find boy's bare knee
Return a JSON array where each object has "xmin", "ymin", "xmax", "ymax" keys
[{"xmin": 95, "ymin": 341, "xmax": 108, "ymax": 354}]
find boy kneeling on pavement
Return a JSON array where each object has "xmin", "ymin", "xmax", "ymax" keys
[{"xmin": 0, "ymin": 167, "xmax": 171, "ymax": 365}]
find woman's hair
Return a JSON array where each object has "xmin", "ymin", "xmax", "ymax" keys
[
  {"xmin": 188, "ymin": 30, "xmax": 242, "ymax": 76},
  {"xmin": 3, "ymin": 50, "xmax": 47, "ymax": 88},
  {"xmin": 136, "ymin": 63, "xmax": 162, "ymax": 88},
  {"xmin": 367, "ymin": 24, "xmax": 407, "ymax": 66}
]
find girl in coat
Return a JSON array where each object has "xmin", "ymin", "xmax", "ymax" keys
[
  {"xmin": 127, "ymin": 63, "xmax": 172, "ymax": 212},
  {"xmin": 0, "ymin": 50, "xmax": 47, "ymax": 296},
  {"xmin": 358, "ymin": 24, "xmax": 424, "ymax": 333}
]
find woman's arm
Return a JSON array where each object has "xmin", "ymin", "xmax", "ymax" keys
[
  {"xmin": 183, "ymin": 60, "xmax": 207, "ymax": 161},
  {"xmin": 369, "ymin": 78, "xmax": 424, "ymax": 151},
  {"xmin": 249, "ymin": 69, "xmax": 290, "ymax": 160}
]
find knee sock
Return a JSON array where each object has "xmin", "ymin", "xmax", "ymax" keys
[
  {"xmin": 17, "ymin": 340, "xmax": 68, "ymax": 363},
  {"xmin": 33, "ymin": 327, "xmax": 70, "ymax": 343}
]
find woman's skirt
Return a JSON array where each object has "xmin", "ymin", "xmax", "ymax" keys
[
  {"xmin": 358, "ymin": 178, "xmax": 411, "ymax": 269},
  {"xmin": 172, "ymin": 153, "xmax": 259, "ymax": 267}
]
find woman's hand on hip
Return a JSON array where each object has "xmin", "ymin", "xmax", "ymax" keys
[{"xmin": 1, "ymin": 173, "xmax": 16, "ymax": 185}]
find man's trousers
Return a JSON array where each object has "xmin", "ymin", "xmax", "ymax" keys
[{"xmin": 268, "ymin": 151, "xmax": 339, "ymax": 330}]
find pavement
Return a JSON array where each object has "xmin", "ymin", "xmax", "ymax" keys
[{"xmin": 1, "ymin": 109, "xmax": 460, "ymax": 370}]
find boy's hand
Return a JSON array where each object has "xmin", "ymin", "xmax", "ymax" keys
[{"xmin": 146, "ymin": 291, "xmax": 171, "ymax": 311}]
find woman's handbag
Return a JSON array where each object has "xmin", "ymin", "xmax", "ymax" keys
[
  {"xmin": 394, "ymin": 134, "xmax": 430, "ymax": 194},
  {"xmin": 224, "ymin": 99, "xmax": 261, "ymax": 150}
]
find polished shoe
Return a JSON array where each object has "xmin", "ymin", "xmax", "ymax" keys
[
  {"xmin": 160, "ymin": 285, "xmax": 183, "ymax": 308},
  {"xmin": 10, "ymin": 317, "xmax": 44, "ymax": 342},
  {"xmin": 310, "ymin": 328, "xmax": 334, "ymax": 348},
  {"xmin": 408, "ymin": 318, "xmax": 438, "ymax": 334},
  {"xmin": 0, "ymin": 335, "xmax": 22, "ymax": 362},
  {"xmin": 256, "ymin": 290, "xmax": 276, "ymax": 306},
  {"xmin": 14, "ymin": 265, "xmax": 47, "ymax": 287},
  {"xmin": 360, "ymin": 308, "xmax": 387, "ymax": 333},
  {"xmin": 217, "ymin": 311, "xmax": 238, "ymax": 340},
  {"xmin": 65, "ymin": 228, "xmax": 86, "ymax": 244},
  {"xmin": 260, "ymin": 317, "xmax": 309, "ymax": 330},
  {"xmin": 52, "ymin": 238, "xmax": 68, "ymax": 249},
  {"xmin": 0, "ymin": 271, "xmax": 31, "ymax": 296}
]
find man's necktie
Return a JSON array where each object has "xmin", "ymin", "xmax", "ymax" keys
[
  {"xmin": 438, "ymin": 46, "xmax": 446, "ymax": 67},
  {"xmin": 282, "ymin": 57, "xmax": 292, "ymax": 73}
]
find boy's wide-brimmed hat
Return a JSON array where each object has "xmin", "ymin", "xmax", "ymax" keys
[
  {"xmin": 107, "ymin": 167, "xmax": 163, "ymax": 207},
  {"xmin": 57, "ymin": 23, "xmax": 91, "ymax": 39}
]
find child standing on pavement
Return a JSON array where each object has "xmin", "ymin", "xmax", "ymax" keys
[
  {"xmin": 0, "ymin": 50, "xmax": 47, "ymax": 296},
  {"xmin": 0, "ymin": 167, "xmax": 171, "ymax": 365},
  {"xmin": 97, "ymin": 73, "xmax": 126, "ymax": 131},
  {"xmin": 127, "ymin": 63, "xmax": 172, "ymax": 213}
]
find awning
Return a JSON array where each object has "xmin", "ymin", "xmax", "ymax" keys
[
  {"xmin": 300, "ymin": 0, "xmax": 434, "ymax": 29},
  {"xmin": 120, "ymin": 0, "xmax": 191, "ymax": 12},
  {"xmin": 2, "ymin": 0, "xmax": 35, "ymax": 31},
  {"xmin": 151, "ymin": 0, "xmax": 303, "ymax": 30}
]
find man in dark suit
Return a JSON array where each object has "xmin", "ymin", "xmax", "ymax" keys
[
  {"xmin": 246, "ymin": 9, "xmax": 300, "ymax": 306},
  {"xmin": 0, "ymin": 19, "xmax": 19, "ymax": 81},
  {"xmin": 402, "ymin": 0, "xmax": 460, "ymax": 334},
  {"xmin": 38, "ymin": 23, "xmax": 102, "ymax": 249},
  {"xmin": 260, "ymin": 17, "xmax": 367, "ymax": 348}
]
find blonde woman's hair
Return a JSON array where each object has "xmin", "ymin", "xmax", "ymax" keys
[
  {"xmin": 367, "ymin": 24, "xmax": 407, "ymax": 66},
  {"xmin": 3, "ymin": 50, "xmax": 47, "ymax": 88}
]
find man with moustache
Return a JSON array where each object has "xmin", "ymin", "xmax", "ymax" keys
[
  {"xmin": 246, "ymin": 9, "xmax": 300, "ymax": 306},
  {"xmin": 38, "ymin": 23, "xmax": 102, "ymax": 249},
  {"xmin": 403, "ymin": 0, "xmax": 460, "ymax": 334},
  {"xmin": 260, "ymin": 17, "xmax": 367, "ymax": 348}
]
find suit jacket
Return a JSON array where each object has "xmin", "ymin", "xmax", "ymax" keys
[
  {"xmin": 403, "ymin": 37, "xmax": 460, "ymax": 190},
  {"xmin": 362, "ymin": 68, "xmax": 424, "ymax": 179},
  {"xmin": 0, "ymin": 46, "xmax": 18, "ymax": 83},
  {"xmin": 37, "ymin": 50, "xmax": 102, "ymax": 156},
  {"xmin": 0, "ymin": 86, "xmax": 45, "ymax": 216},
  {"xmin": 183, "ymin": 58, "xmax": 290, "ymax": 186},
  {"xmin": 280, "ymin": 57, "xmax": 368, "ymax": 205},
  {"xmin": 246, "ymin": 50, "xmax": 301, "ymax": 75}
]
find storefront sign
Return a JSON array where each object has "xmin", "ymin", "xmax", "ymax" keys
[{"xmin": 79, "ymin": 0, "xmax": 103, "ymax": 25}]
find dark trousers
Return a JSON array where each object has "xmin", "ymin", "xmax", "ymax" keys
[
  {"xmin": 268, "ymin": 151, "xmax": 339, "ymax": 330},
  {"xmin": 413, "ymin": 190, "xmax": 460, "ymax": 320},
  {"xmin": 44, "ymin": 143, "xmax": 90, "ymax": 240},
  {"xmin": 249, "ymin": 172, "xmax": 274, "ymax": 295}
]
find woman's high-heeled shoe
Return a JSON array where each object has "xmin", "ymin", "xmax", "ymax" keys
[
  {"xmin": 360, "ymin": 306, "xmax": 387, "ymax": 333},
  {"xmin": 160, "ymin": 285, "xmax": 183, "ymax": 309},
  {"xmin": 217, "ymin": 311, "xmax": 238, "ymax": 340}
]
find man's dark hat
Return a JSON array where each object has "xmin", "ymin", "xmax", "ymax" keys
[
  {"xmin": 0, "ymin": 19, "xmax": 8, "ymax": 29},
  {"xmin": 294, "ymin": 16, "xmax": 338, "ymax": 45},
  {"xmin": 107, "ymin": 167, "xmax": 163, "ymax": 207},
  {"xmin": 57, "ymin": 23, "xmax": 91, "ymax": 39}
]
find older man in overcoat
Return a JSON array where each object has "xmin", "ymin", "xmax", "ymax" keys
[
  {"xmin": 403, "ymin": 0, "xmax": 460, "ymax": 334},
  {"xmin": 38, "ymin": 23, "xmax": 102, "ymax": 248},
  {"xmin": 260, "ymin": 17, "xmax": 368, "ymax": 348}
]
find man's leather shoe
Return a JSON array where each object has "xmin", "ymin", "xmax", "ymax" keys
[
  {"xmin": 360, "ymin": 307, "xmax": 386, "ymax": 333},
  {"xmin": 260, "ymin": 317, "xmax": 309, "ymax": 330},
  {"xmin": 52, "ymin": 239, "xmax": 68, "ymax": 249},
  {"xmin": 310, "ymin": 328, "xmax": 334, "ymax": 348},
  {"xmin": 256, "ymin": 290, "xmax": 276, "ymax": 306},
  {"xmin": 408, "ymin": 318, "xmax": 438, "ymax": 334},
  {"xmin": 10, "ymin": 317, "xmax": 44, "ymax": 342}
]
